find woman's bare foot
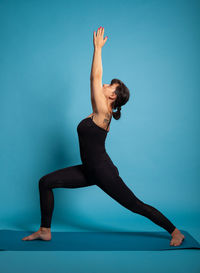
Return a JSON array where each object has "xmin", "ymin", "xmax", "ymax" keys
[
  {"xmin": 170, "ymin": 228, "xmax": 185, "ymax": 246},
  {"xmin": 22, "ymin": 227, "xmax": 51, "ymax": 241}
]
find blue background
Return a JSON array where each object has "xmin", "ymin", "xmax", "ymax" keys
[{"xmin": 0, "ymin": 0, "xmax": 199, "ymax": 272}]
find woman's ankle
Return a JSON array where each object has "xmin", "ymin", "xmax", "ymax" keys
[
  {"xmin": 171, "ymin": 228, "xmax": 179, "ymax": 236},
  {"xmin": 39, "ymin": 226, "xmax": 51, "ymax": 232}
]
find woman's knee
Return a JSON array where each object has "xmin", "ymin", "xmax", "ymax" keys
[{"xmin": 39, "ymin": 175, "xmax": 49, "ymax": 190}]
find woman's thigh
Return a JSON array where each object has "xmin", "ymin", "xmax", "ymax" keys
[
  {"xmin": 39, "ymin": 164, "xmax": 95, "ymax": 189},
  {"xmin": 93, "ymin": 164, "xmax": 143, "ymax": 209}
]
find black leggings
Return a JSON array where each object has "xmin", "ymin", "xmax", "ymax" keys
[{"xmin": 39, "ymin": 164, "xmax": 176, "ymax": 234}]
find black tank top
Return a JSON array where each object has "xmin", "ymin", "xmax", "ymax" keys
[{"xmin": 77, "ymin": 115, "xmax": 112, "ymax": 169}]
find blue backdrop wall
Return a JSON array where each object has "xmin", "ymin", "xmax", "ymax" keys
[{"xmin": 0, "ymin": 0, "xmax": 199, "ymax": 232}]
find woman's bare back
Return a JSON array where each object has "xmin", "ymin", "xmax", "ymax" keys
[{"xmin": 86, "ymin": 112, "xmax": 112, "ymax": 132}]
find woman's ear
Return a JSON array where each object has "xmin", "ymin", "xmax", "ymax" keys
[{"xmin": 110, "ymin": 92, "xmax": 117, "ymax": 99}]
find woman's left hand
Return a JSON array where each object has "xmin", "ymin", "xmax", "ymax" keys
[{"xmin": 93, "ymin": 27, "xmax": 108, "ymax": 49}]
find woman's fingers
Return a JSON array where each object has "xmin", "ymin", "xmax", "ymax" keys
[
  {"xmin": 99, "ymin": 27, "xmax": 104, "ymax": 35},
  {"xmin": 97, "ymin": 26, "xmax": 104, "ymax": 36}
]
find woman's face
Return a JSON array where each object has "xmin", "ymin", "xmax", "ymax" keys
[{"xmin": 102, "ymin": 83, "xmax": 119, "ymax": 100}]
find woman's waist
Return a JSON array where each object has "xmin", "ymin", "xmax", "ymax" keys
[
  {"xmin": 83, "ymin": 152, "xmax": 110, "ymax": 161},
  {"xmin": 82, "ymin": 153, "xmax": 113, "ymax": 166}
]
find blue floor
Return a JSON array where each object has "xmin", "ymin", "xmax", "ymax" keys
[{"xmin": 0, "ymin": 248, "xmax": 200, "ymax": 273}]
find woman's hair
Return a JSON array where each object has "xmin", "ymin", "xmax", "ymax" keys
[{"xmin": 110, "ymin": 78, "xmax": 130, "ymax": 120}]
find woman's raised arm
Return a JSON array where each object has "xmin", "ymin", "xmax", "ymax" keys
[{"xmin": 90, "ymin": 26, "xmax": 108, "ymax": 80}]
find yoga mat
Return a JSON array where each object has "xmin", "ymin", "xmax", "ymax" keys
[{"xmin": 0, "ymin": 229, "xmax": 199, "ymax": 251}]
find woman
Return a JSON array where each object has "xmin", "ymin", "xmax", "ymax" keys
[{"xmin": 22, "ymin": 26, "xmax": 185, "ymax": 247}]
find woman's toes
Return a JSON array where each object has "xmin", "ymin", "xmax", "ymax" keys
[
  {"xmin": 170, "ymin": 237, "xmax": 183, "ymax": 246},
  {"xmin": 22, "ymin": 236, "xmax": 31, "ymax": 240},
  {"xmin": 22, "ymin": 232, "xmax": 39, "ymax": 241}
]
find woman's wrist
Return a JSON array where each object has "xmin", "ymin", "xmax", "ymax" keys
[{"xmin": 94, "ymin": 46, "xmax": 102, "ymax": 52}]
